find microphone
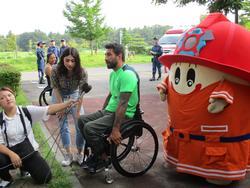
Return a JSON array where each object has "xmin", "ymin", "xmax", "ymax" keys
[{"xmin": 79, "ymin": 83, "xmax": 92, "ymax": 98}]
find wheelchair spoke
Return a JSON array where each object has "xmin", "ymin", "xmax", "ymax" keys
[
  {"xmin": 120, "ymin": 142, "xmax": 128, "ymax": 147},
  {"xmin": 118, "ymin": 149, "xmax": 149, "ymax": 173},
  {"xmin": 136, "ymin": 132, "xmax": 152, "ymax": 146},
  {"xmin": 117, "ymin": 143, "xmax": 153, "ymax": 172}
]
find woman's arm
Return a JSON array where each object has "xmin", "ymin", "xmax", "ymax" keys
[
  {"xmin": 47, "ymin": 100, "xmax": 78, "ymax": 115},
  {"xmin": 76, "ymin": 68, "xmax": 88, "ymax": 118},
  {"xmin": 53, "ymin": 88, "xmax": 63, "ymax": 103},
  {"xmin": 76, "ymin": 97, "xmax": 83, "ymax": 119}
]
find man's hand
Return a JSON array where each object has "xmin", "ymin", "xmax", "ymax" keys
[
  {"xmin": 150, "ymin": 50, "xmax": 156, "ymax": 55},
  {"xmin": 9, "ymin": 151, "xmax": 22, "ymax": 168},
  {"xmin": 109, "ymin": 127, "xmax": 122, "ymax": 145}
]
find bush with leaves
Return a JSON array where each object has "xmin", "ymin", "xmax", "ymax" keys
[{"xmin": 0, "ymin": 63, "xmax": 21, "ymax": 92}]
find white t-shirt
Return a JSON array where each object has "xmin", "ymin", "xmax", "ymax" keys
[{"xmin": 0, "ymin": 105, "xmax": 49, "ymax": 150}]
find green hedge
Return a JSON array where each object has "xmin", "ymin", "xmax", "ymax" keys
[{"xmin": 0, "ymin": 63, "xmax": 21, "ymax": 92}]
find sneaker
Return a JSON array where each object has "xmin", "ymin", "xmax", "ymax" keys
[
  {"xmin": 149, "ymin": 78, "xmax": 156, "ymax": 81},
  {"xmin": 61, "ymin": 153, "xmax": 73, "ymax": 167},
  {"xmin": 0, "ymin": 179, "xmax": 13, "ymax": 188},
  {"xmin": 75, "ymin": 153, "xmax": 84, "ymax": 166},
  {"xmin": 81, "ymin": 154, "xmax": 96, "ymax": 169},
  {"xmin": 87, "ymin": 157, "xmax": 111, "ymax": 174}
]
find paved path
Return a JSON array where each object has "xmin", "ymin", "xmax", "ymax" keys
[{"xmin": 20, "ymin": 63, "xmax": 250, "ymax": 188}]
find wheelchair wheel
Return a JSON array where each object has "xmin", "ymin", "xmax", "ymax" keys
[
  {"xmin": 110, "ymin": 121, "xmax": 158, "ymax": 177},
  {"xmin": 39, "ymin": 87, "xmax": 52, "ymax": 106}
]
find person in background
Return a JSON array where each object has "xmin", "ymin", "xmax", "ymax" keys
[
  {"xmin": 0, "ymin": 87, "xmax": 78, "ymax": 187},
  {"xmin": 59, "ymin": 39, "xmax": 68, "ymax": 57},
  {"xmin": 45, "ymin": 52, "xmax": 57, "ymax": 88},
  {"xmin": 149, "ymin": 37, "xmax": 163, "ymax": 81},
  {"xmin": 51, "ymin": 47, "xmax": 88, "ymax": 166},
  {"xmin": 36, "ymin": 41, "xmax": 45, "ymax": 84},
  {"xmin": 47, "ymin": 40, "xmax": 60, "ymax": 64}
]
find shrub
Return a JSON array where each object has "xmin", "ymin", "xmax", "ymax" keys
[{"xmin": 0, "ymin": 63, "xmax": 21, "ymax": 92}]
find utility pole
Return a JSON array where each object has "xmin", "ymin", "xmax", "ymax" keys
[{"xmin": 119, "ymin": 30, "xmax": 123, "ymax": 44}]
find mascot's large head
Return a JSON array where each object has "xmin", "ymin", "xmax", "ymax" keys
[{"xmin": 160, "ymin": 13, "xmax": 250, "ymax": 94}]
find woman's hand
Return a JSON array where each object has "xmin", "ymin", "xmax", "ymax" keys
[
  {"xmin": 9, "ymin": 151, "xmax": 22, "ymax": 168},
  {"xmin": 66, "ymin": 99, "xmax": 79, "ymax": 109},
  {"xmin": 56, "ymin": 111, "xmax": 65, "ymax": 119},
  {"xmin": 56, "ymin": 99, "xmax": 79, "ymax": 119}
]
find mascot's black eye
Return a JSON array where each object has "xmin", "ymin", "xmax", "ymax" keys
[
  {"xmin": 175, "ymin": 67, "xmax": 180, "ymax": 85},
  {"xmin": 186, "ymin": 68, "xmax": 195, "ymax": 87}
]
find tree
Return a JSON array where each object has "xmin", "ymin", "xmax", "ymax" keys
[
  {"xmin": 152, "ymin": 0, "xmax": 243, "ymax": 23},
  {"xmin": 0, "ymin": 35, "xmax": 6, "ymax": 52},
  {"xmin": 64, "ymin": 0, "xmax": 109, "ymax": 54},
  {"xmin": 240, "ymin": 0, "xmax": 250, "ymax": 29},
  {"xmin": 121, "ymin": 28, "xmax": 133, "ymax": 46},
  {"xmin": 128, "ymin": 35, "xmax": 148, "ymax": 54},
  {"xmin": 17, "ymin": 30, "xmax": 47, "ymax": 52},
  {"xmin": 6, "ymin": 31, "xmax": 16, "ymax": 52}
]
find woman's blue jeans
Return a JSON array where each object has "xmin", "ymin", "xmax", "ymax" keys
[{"xmin": 58, "ymin": 91, "xmax": 85, "ymax": 151}]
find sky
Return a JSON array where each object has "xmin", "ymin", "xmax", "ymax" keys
[{"xmin": 0, "ymin": 0, "xmax": 233, "ymax": 35}]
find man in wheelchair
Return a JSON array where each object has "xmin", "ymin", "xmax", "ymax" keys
[{"xmin": 78, "ymin": 43, "xmax": 139, "ymax": 174}]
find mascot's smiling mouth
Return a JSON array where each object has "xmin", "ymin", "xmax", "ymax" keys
[{"xmin": 171, "ymin": 82, "xmax": 202, "ymax": 95}]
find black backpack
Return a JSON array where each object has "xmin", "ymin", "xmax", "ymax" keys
[
  {"xmin": 0, "ymin": 107, "xmax": 32, "ymax": 129},
  {"xmin": 122, "ymin": 64, "xmax": 142, "ymax": 120}
]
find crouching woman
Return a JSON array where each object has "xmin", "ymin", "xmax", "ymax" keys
[{"xmin": 0, "ymin": 86, "xmax": 78, "ymax": 186}]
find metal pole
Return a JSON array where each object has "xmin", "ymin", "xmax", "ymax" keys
[{"xmin": 119, "ymin": 30, "xmax": 123, "ymax": 44}]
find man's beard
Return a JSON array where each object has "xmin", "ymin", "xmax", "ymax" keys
[{"xmin": 106, "ymin": 59, "xmax": 118, "ymax": 69}]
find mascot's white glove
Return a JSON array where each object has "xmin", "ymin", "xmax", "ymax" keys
[
  {"xmin": 159, "ymin": 89, "xmax": 166, "ymax": 101},
  {"xmin": 207, "ymin": 98, "xmax": 229, "ymax": 113},
  {"xmin": 157, "ymin": 76, "xmax": 168, "ymax": 102}
]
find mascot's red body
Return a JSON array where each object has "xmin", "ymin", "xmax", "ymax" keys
[{"xmin": 158, "ymin": 13, "xmax": 250, "ymax": 182}]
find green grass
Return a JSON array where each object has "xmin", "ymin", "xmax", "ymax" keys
[
  {"xmin": 16, "ymin": 90, "xmax": 72, "ymax": 188},
  {"xmin": 0, "ymin": 52, "xmax": 37, "ymax": 72},
  {"xmin": 32, "ymin": 124, "xmax": 72, "ymax": 188},
  {"xmin": 0, "ymin": 51, "xmax": 151, "ymax": 72}
]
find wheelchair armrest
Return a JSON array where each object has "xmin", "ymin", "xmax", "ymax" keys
[{"xmin": 120, "ymin": 120, "xmax": 144, "ymax": 139}]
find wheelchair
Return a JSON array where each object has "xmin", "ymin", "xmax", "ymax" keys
[
  {"xmin": 39, "ymin": 86, "xmax": 53, "ymax": 106},
  {"xmin": 83, "ymin": 110, "xmax": 159, "ymax": 183}
]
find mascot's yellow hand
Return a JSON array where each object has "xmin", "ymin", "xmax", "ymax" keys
[{"xmin": 207, "ymin": 98, "xmax": 229, "ymax": 113}]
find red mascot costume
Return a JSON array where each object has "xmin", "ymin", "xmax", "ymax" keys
[{"xmin": 157, "ymin": 13, "xmax": 250, "ymax": 185}]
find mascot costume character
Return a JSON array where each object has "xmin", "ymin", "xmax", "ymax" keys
[{"xmin": 157, "ymin": 13, "xmax": 250, "ymax": 185}]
